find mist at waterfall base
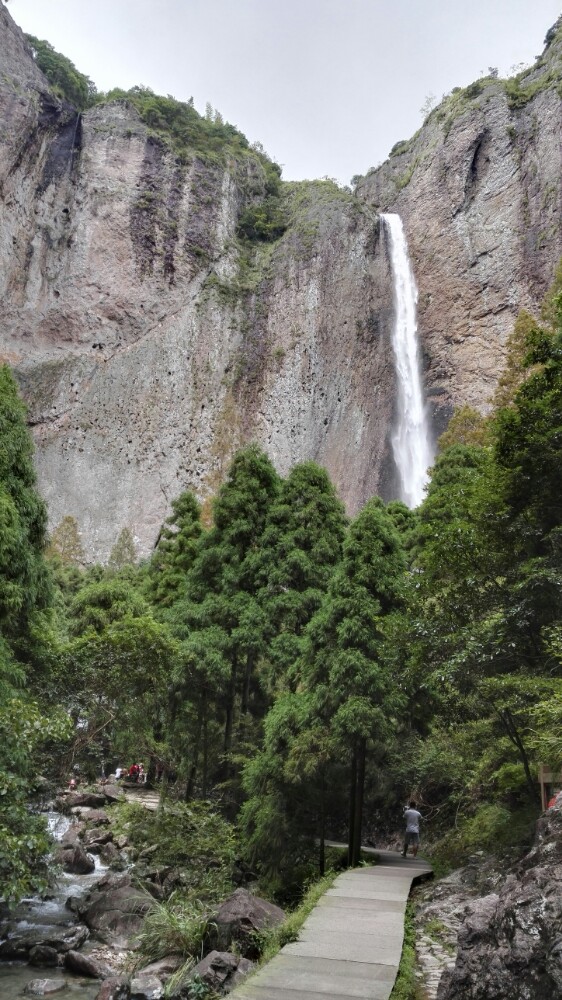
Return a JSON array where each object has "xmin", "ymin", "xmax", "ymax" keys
[{"xmin": 381, "ymin": 213, "xmax": 435, "ymax": 509}]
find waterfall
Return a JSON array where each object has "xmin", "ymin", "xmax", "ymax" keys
[{"xmin": 381, "ymin": 213, "xmax": 434, "ymax": 508}]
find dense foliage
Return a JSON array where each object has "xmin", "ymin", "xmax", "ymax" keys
[
  {"xmin": 25, "ymin": 35, "xmax": 96, "ymax": 110},
  {"xmin": 2, "ymin": 268, "xmax": 561, "ymax": 902}
]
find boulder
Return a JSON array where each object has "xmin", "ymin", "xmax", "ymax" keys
[
  {"xmin": 24, "ymin": 981, "xmax": 67, "ymax": 996},
  {"xmin": 65, "ymin": 949, "xmax": 112, "ymax": 978},
  {"xmin": 115, "ymin": 835, "xmax": 129, "ymax": 850},
  {"xmin": 76, "ymin": 808, "xmax": 110, "ymax": 826},
  {"xmin": 438, "ymin": 801, "xmax": 562, "ymax": 1000},
  {"xmin": 60, "ymin": 792, "xmax": 107, "ymax": 809},
  {"xmin": 29, "ymin": 944, "xmax": 59, "ymax": 966},
  {"xmin": 99, "ymin": 784, "xmax": 123, "ymax": 803},
  {"xmin": 130, "ymin": 975, "xmax": 164, "ymax": 999},
  {"xmin": 0, "ymin": 921, "xmax": 89, "ymax": 959},
  {"xmin": 60, "ymin": 822, "xmax": 85, "ymax": 846},
  {"xmin": 84, "ymin": 828, "xmax": 114, "ymax": 848},
  {"xmin": 80, "ymin": 873, "xmax": 153, "ymax": 947},
  {"xmin": 180, "ymin": 951, "xmax": 253, "ymax": 995},
  {"xmin": 100, "ymin": 841, "xmax": 122, "ymax": 865},
  {"xmin": 58, "ymin": 844, "xmax": 95, "ymax": 874},
  {"xmin": 208, "ymin": 888, "xmax": 285, "ymax": 957},
  {"xmin": 95, "ymin": 977, "xmax": 131, "ymax": 1000},
  {"xmin": 137, "ymin": 955, "xmax": 182, "ymax": 983}
]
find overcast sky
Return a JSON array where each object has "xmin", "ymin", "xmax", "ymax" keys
[{"xmin": 7, "ymin": 0, "xmax": 562, "ymax": 184}]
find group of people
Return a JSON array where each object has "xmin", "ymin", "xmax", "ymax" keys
[{"xmin": 115, "ymin": 763, "xmax": 146, "ymax": 783}]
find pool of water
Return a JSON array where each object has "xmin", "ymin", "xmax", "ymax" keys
[{"xmin": 0, "ymin": 962, "xmax": 100, "ymax": 1000}]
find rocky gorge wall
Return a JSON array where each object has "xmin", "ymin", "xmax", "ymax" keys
[{"xmin": 1, "ymin": 4, "xmax": 562, "ymax": 560}]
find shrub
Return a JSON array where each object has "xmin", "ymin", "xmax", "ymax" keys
[
  {"xmin": 117, "ymin": 800, "xmax": 237, "ymax": 903},
  {"xmin": 135, "ymin": 893, "xmax": 210, "ymax": 963},
  {"xmin": 25, "ymin": 35, "xmax": 96, "ymax": 109}
]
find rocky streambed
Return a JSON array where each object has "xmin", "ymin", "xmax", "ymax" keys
[{"xmin": 0, "ymin": 786, "xmax": 287, "ymax": 1000}]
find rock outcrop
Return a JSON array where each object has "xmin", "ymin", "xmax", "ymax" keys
[
  {"xmin": 208, "ymin": 887, "xmax": 285, "ymax": 957},
  {"xmin": 78, "ymin": 872, "xmax": 153, "ymax": 947},
  {"xmin": 1, "ymin": 5, "xmax": 561, "ymax": 557},
  {"xmin": 357, "ymin": 23, "xmax": 562, "ymax": 425},
  {"xmin": 437, "ymin": 802, "xmax": 562, "ymax": 1000}
]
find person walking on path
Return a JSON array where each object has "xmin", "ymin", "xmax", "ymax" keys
[{"xmin": 402, "ymin": 800, "xmax": 422, "ymax": 857}]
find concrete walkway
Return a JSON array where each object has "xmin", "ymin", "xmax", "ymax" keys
[{"xmin": 231, "ymin": 849, "xmax": 432, "ymax": 1000}]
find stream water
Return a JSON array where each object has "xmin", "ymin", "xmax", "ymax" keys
[
  {"xmin": 0, "ymin": 812, "xmax": 106, "ymax": 1000},
  {"xmin": 381, "ymin": 212, "xmax": 434, "ymax": 508}
]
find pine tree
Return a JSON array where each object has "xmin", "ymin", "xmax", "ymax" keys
[
  {"xmin": 302, "ymin": 497, "xmax": 406, "ymax": 865},
  {"xmin": 108, "ymin": 527, "xmax": 137, "ymax": 571},
  {"xmin": 256, "ymin": 461, "xmax": 347, "ymax": 690},
  {"xmin": 148, "ymin": 492, "xmax": 202, "ymax": 606},
  {"xmin": 173, "ymin": 446, "xmax": 280, "ymax": 789},
  {"xmin": 0, "ymin": 365, "xmax": 50, "ymax": 641},
  {"xmin": 47, "ymin": 515, "xmax": 85, "ymax": 566}
]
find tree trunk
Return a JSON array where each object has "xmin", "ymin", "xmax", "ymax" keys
[
  {"xmin": 348, "ymin": 748, "xmax": 357, "ymax": 867},
  {"xmin": 319, "ymin": 772, "xmax": 326, "ymax": 876},
  {"xmin": 185, "ymin": 700, "xmax": 204, "ymax": 801},
  {"xmin": 223, "ymin": 656, "xmax": 238, "ymax": 779},
  {"xmin": 352, "ymin": 738, "xmax": 366, "ymax": 867},
  {"xmin": 241, "ymin": 652, "xmax": 253, "ymax": 717},
  {"xmin": 497, "ymin": 707, "xmax": 540, "ymax": 806},
  {"xmin": 202, "ymin": 695, "xmax": 209, "ymax": 798}
]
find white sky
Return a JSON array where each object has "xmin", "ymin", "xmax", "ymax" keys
[{"xmin": 7, "ymin": 0, "xmax": 562, "ymax": 184}]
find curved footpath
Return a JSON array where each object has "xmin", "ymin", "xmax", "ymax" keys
[{"xmin": 231, "ymin": 848, "xmax": 432, "ymax": 1000}]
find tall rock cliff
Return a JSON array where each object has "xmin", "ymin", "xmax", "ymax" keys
[
  {"xmin": 357, "ymin": 21, "xmax": 562, "ymax": 419},
  {"xmin": 1, "ymin": 4, "xmax": 561, "ymax": 559}
]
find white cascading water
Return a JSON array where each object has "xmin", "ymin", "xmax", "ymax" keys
[{"xmin": 381, "ymin": 213, "xmax": 434, "ymax": 508}]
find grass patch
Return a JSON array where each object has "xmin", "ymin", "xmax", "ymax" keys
[
  {"xmin": 135, "ymin": 893, "xmax": 210, "ymax": 964},
  {"xmin": 257, "ymin": 870, "xmax": 338, "ymax": 966},
  {"xmin": 390, "ymin": 902, "xmax": 424, "ymax": 1000}
]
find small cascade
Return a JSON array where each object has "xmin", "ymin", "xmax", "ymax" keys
[
  {"xmin": 381, "ymin": 212, "xmax": 434, "ymax": 508},
  {"xmin": 0, "ymin": 810, "xmax": 107, "ymax": 1000}
]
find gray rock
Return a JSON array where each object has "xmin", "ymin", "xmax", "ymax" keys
[
  {"xmin": 84, "ymin": 828, "xmax": 113, "ymax": 848},
  {"xmin": 181, "ymin": 951, "xmax": 253, "ymax": 995},
  {"xmin": 136, "ymin": 955, "xmax": 182, "ymax": 983},
  {"xmin": 65, "ymin": 949, "xmax": 112, "ymax": 978},
  {"xmin": 60, "ymin": 822, "xmax": 85, "ymax": 846},
  {"xmin": 437, "ymin": 801, "xmax": 562, "ymax": 1000},
  {"xmin": 208, "ymin": 888, "xmax": 285, "ymax": 958},
  {"xmin": 80, "ymin": 873, "xmax": 153, "ymax": 947},
  {"xmin": 130, "ymin": 975, "xmax": 164, "ymax": 999},
  {"xmin": 61, "ymin": 792, "xmax": 108, "ymax": 809},
  {"xmin": 58, "ymin": 843, "xmax": 95, "ymax": 874},
  {"xmin": 24, "ymin": 980, "xmax": 67, "ymax": 996},
  {"xmin": 28, "ymin": 944, "xmax": 59, "ymax": 967},
  {"xmin": 100, "ymin": 840, "xmax": 121, "ymax": 864},
  {"xmin": 0, "ymin": 921, "xmax": 89, "ymax": 959},
  {"xmin": 100, "ymin": 784, "xmax": 124, "ymax": 803},
  {"xmin": 77, "ymin": 808, "xmax": 110, "ymax": 825},
  {"xmin": 95, "ymin": 977, "xmax": 131, "ymax": 1000}
]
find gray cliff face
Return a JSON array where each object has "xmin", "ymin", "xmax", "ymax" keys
[
  {"xmin": 1, "ymin": 4, "xmax": 562, "ymax": 559},
  {"xmin": 436, "ymin": 802, "xmax": 562, "ymax": 1000},
  {"xmin": 358, "ymin": 27, "xmax": 562, "ymax": 431}
]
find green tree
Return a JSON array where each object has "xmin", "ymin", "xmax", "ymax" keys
[
  {"xmin": 47, "ymin": 515, "xmax": 85, "ymax": 566},
  {"xmin": 256, "ymin": 461, "xmax": 347, "ymax": 690},
  {"xmin": 108, "ymin": 527, "xmax": 137, "ymax": 570},
  {"xmin": 303, "ymin": 498, "xmax": 406, "ymax": 864},
  {"xmin": 149, "ymin": 492, "xmax": 202, "ymax": 607},
  {"xmin": 0, "ymin": 365, "xmax": 50, "ymax": 644},
  {"xmin": 171, "ymin": 446, "xmax": 280, "ymax": 790},
  {"xmin": 25, "ymin": 35, "xmax": 96, "ymax": 110}
]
